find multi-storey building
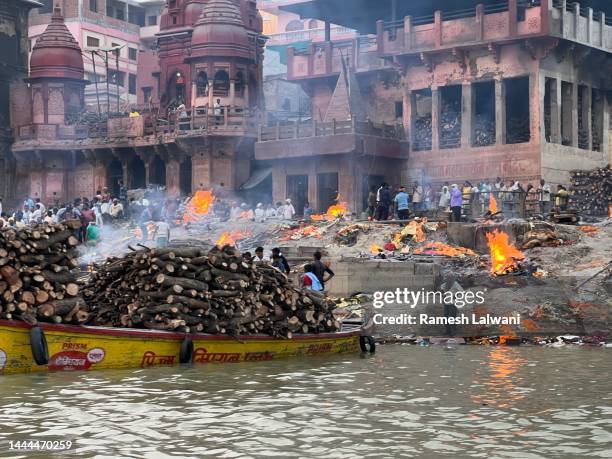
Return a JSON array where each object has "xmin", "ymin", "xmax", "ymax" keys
[
  {"xmin": 0, "ymin": 0, "xmax": 40, "ymax": 201},
  {"xmin": 9, "ymin": 0, "xmax": 264, "ymax": 204},
  {"xmin": 256, "ymin": 0, "xmax": 612, "ymax": 213}
]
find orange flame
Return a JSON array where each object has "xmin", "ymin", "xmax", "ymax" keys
[
  {"xmin": 183, "ymin": 189, "xmax": 215, "ymax": 223},
  {"xmin": 215, "ymin": 230, "xmax": 252, "ymax": 247},
  {"xmin": 414, "ymin": 241, "xmax": 477, "ymax": 257},
  {"xmin": 370, "ymin": 244, "xmax": 382, "ymax": 254},
  {"xmin": 579, "ymin": 225, "xmax": 598, "ymax": 233},
  {"xmin": 486, "ymin": 229, "xmax": 525, "ymax": 275},
  {"xmin": 393, "ymin": 220, "xmax": 426, "ymax": 244},
  {"xmin": 489, "ymin": 195, "xmax": 498, "ymax": 214},
  {"xmin": 311, "ymin": 195, "xmax": 349, "ymax": 221}
]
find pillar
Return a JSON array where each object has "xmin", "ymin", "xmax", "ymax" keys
[
  {"xmin": 402, "ymin": 88, "xmax": 411, "ymax": 137},
  {"xmin": 495, "ymin": 79, "xmax": 505, "ymax": 145},
  {"xmin": 573, "ymin": 2, "xmax": 580, "ymax": 40},
  {"xmin": 571, "ymin": 82, "xmax": 578, "ymax": 148},
  {"xmin": 582, "ymin": 85, "xmax": 592, "ymax": 150},
  {"xmin": 166, "ymin": 158, "xmax": 181, "ymax": 196},
  {"xmin": 403, "ymin": 16, "xmax": 412, "ymax": 50},
  {"xmin": 324, "ymin": 21, "xmax": 331, "ymax": 41},
  {"xmin": 121, "ymin": 160, "xmax": 129, "ymax": 188},
  {"xmin": 144, "ymin": 161, "xmax": 151, "ymax": 186},
  {"xmin": 551, "ymin": 78, "xmax": 561, "ymax": 144},
  {"xmin": 229, "ymin": 80, "xmax": 236, "ymax": 106},
  {"xmin": 434, "ymin": 11, "xmax": 442, "ymax": 48},
  {"xmin": 586, "ymin": 7, "xmax": 593, "ymax": 44},
  {"xmin": 602, "ymin": 94, "xmax": 610, "ymax": 160},
  {"xmin": 431, "ymin": 87, "xmax": 440, "ymax": 150},
  {"xmin": 461, "ymin": 82, "xmax": 473, "ymax": 148},
  {"xmin": 508, "ymin": 0, "xmax": 518, "ymax": 37}
]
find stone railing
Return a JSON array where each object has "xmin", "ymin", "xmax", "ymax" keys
[{"xmin": 258, "ymin": 119, "xmax": 404, "ymax": 142}]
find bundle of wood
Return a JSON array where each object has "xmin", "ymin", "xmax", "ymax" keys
[
  {"xmin": 84, "ymin": 245, "xmax": 339, "ymax": 338},
  {"xmin": 473, "ymin": 114, "xmax": 495, "ymax": 146},
  {"xmin": 413, "ymin": 115, "xmax": 432, "ymax": 151},
  {"xmin": 568, "ymin": 165, "xmax": 611, "ymax": 216},
  {"xmin": 0, "ymin": 220, "xmax": 88, "ymax": 326}
]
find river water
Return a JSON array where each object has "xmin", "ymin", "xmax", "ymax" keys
[{"xmin": 0, "ymin": 345, "xmax": 611, "ymax": 458}]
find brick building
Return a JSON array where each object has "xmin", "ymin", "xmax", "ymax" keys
[
  {"xmin": 9, "ymin": 0, "xmax": 265, "ymax": 205},
  {"xmin": 256, "ymin": 0, "xmax": 612, "ymax": 213}
]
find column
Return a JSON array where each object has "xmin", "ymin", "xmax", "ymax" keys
[
  {"xmin": 495, "ymin": 79, "xmax": 506, "ymax": 145},
  {"xmin": 602, "ymin": 94, "xmax": 610, "ymax": 160},
  {"xmin": 166, "ymin": 158, "xmax": 181, "ymax": 197},
  {"xmin": 583, "ymin": 86, "xmax": 592, "ymax": 150},
  {"xmin": 434, "ymin": 11, "xmax": 442, "ymax": 48},
  {"xmin": 571, "ymin": 82, "xmax": 578, "ymax": 147},
  {"xmin": 409, "ymin": 91, "xmax": 416, "ymax": 148},
  {"xmin": 551, "ymin": 78, "xmax": 561, "ymax": 144},
  {"xmin": 508, "ymin": 0, "xmax": 518, "ymax": 37},
  {"xmin": 324, "ymin": 21, "xmax": 331, "ymax": 41},
  {"xmin": 431, "ymin": 87, "xmax": 440, "ymax": 150},
  {"xmin": 403, "ymin": 16, "xmax": 412, "ymax": 50},
  {"xmin": 121, "ymin": 160, "xmax": 129, "ymax": 188},
  {"xmin": 402, "ymin": 88, "xmax": 411, "ymax": 138},
  {"xmin": 461, "ymin": 82, "xmax": 473, "ymax": 148},
  {"xmin": 229, "ymin": 80, "xmax": 236, "ymax": 107}
]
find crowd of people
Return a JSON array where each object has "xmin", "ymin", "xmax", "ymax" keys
[{"xmin": 367, "ymin": 178, "xmax": 569, "ymax": 222}]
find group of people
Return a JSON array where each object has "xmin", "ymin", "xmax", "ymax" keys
[
  {"xmin": 241, "ymin": 248, "xmax": 334, "ymax": 292},
  {"xmin": 221, "ymin": 199, "xmax": 297, "ymax": 223},
  {"xmin": 367, "ymin": 178, "xmax": 569, "ymax": 222}
]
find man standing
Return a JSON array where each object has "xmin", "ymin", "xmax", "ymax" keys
[
  {"xmin": 412, "ymin": 181, "xmax": 422, "ymax": 213},
  {"xmin": 537, "ymin": 178, "xmax": 551, "ymax": 215},
  {"xmin": 375, "ymin": 183, "xmax": 391, "ymax": 220},
  {"xmin": 311, "ymin": 250, "xmax": 334, "ymax": 291},
  {"xmin": 282, "ymin": 198, "xmax": 295, "ymax": 220},
  {"xmin": 450, "ymin": 184, "xmax": 462, "ymax": 222},
  {"xmin": 394, "ymin": 186, "xmax": 410, "ymax": 220}
]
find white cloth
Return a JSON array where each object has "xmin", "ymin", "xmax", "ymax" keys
[
  {"xmin": 254, "ymin": 208, "xmax": 265, "ymax": 223},
  {"xmin": 282, "ymin": 203, "xmax": 295, "ymax": 220}
]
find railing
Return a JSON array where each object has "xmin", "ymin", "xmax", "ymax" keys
[
  {"xmin": 258, "ymin": 119, "xmax": 404, "ymax": 142},
  {"xmin": 268, "ymin": 26, "xmax": 355, "ymax": 43}
]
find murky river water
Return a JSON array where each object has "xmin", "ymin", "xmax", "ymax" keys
[{"xmin": 0, "ymin": 345, "xmax": 611, "ymax": 458}]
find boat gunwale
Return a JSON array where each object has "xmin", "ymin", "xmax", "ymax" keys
[{"xmin": 0, "ymin": 319, "xmax": 361, "ymax": 341}]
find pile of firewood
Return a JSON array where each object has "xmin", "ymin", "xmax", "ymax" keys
[
  {"xmin": 0, "ymin": 220, "xmax": 88, "ymax": 326},
  {"xmin": 568, "ymin": 165, "xmax": 611, "ymax": 216},
  {"xmin": 473, "ymin": 114, "xmax": 495, "ymax": 146},
  {"xmin": 83, "ymin": 245, "xmax": 340, "ymax": 338}
]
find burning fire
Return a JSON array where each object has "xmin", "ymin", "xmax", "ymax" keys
[
  {"xmin": 414, "ymin": 241, "xmax": 477, "ymax": 257},
  {"xmin": 215, "ymin": 230, "xmax": 252, "ymax": 247},
  {"xmin": 489, "ymin": 195, "xmax": 498, "ymax": 214},
  {"xmin": 311, "ymin": 195, "xmax": 349, "ymax": 221},
  {"xmin": 370, "ymin": 244, "xmax": 382, "ymax": 254},
  {"xmin": 486, "ymin": 230, "xmax": 525, "ymax": 275},
  {"xmin": 393, "ymin": 220, "xmax": 426, "ymax": 245},
  {"xmin": 183, "ymin": 189, "xmax": 215, "ymax": 223},
  {"xmin": 579, "ymin": 225, "xmax": 599, "ymax": 233}
]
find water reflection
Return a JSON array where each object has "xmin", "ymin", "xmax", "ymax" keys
[{"xmin": 0, "ymin": 346, "xmax": 610, "ymax": 458}]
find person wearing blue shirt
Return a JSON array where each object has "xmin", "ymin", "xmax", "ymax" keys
[{"xmin": 394, "ymin": 186, "xmax": 410, "ymax": 220}]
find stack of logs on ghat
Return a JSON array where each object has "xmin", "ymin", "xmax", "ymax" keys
[
  {"xmin": 83, "ymin": 244, "xmax": 340, "ymax": 338},
  {"xmin": 569, "ymin": 165, "xmax": 611, "ymax": 216},
  {"xmin": 0, "ymin": 220, "xmax": 88, "ymax": 325}
]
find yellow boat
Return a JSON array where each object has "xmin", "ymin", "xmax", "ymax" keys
[{"xmin": 0, "ymin": 320, "xmax": 373, "ymax": 375}]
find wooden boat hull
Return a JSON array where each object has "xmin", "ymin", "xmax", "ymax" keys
[{"xmin": 0, "ymin": 320, "xmax": 362, "ymax": 375}]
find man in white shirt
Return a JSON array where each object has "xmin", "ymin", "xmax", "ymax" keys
[
  {"xmin": 254, "ymin": 203, "xmax": 265, "ymax": 223},
  {"xmin": 537, "ymin": 179, "xmax": 552, "ymax": 215},
  {"xmin": 282, "ymin": 199, "xmax": 295, "ymax": 220}
]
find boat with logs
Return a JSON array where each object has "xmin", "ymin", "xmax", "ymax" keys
[{"xmin": 0, "ymin": 320, "xmax": 374, "ymax": 375}]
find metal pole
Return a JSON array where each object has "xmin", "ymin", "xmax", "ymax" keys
[
  {"xmin": 115, "ymin": 48, "xmax": 120, "ymax": 113},
  {"xmin": 91, "ymin": 51, "xmax": 101, "ymax": 117},
  {"xmin": 104, "ymin": 50, "xmax": 110, "ymax": 115}
]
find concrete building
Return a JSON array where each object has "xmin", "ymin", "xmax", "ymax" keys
[
  {"xmin": 255, "ymin": 0, "xmax": 612, "ymax": 213},
  {"xmin": 9, "ymin": 0, "xmax": 265, "ymax": 205}
]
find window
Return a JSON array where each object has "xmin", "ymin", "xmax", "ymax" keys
[
  {"xmin": 142, "ymin": 87, "xmax": 152, "ymax": 102},
  {"xmin": 128, "ymin": 74, "xmax": 136, "ymax": 95},
  {"xmin": 89, "ymin": 0, "xmax": 98, "ymax": 13},
  {"xmin": 111, "ymin": 43, "xmax": 121, "ymax": 57},
  {"xmin": 148, "ymin": 15, "xmax": 157, "ymax": 26},
  {"xmin": 172, "ymin": 15, "xmax": 177, "ymax": 24},
  {"xmin": 108, "ymin": 70, "xmax": 125, "ymax": 87},
  {"xmin": 235, "ymin": 71, "xmax": 245, "ymax": 96},
  {"xmin": 394, "ymin": 101, "xmax": 403, "ymax": 118},
  {"xmin": 213, "ymin": 70, "xmax": 230, "ymax": 97},
  {"xmin": 128, "ymin": 47, "xmax": 137, "ymax": 61},
  {"xmin": 196, "ymin": 71, "xmax": 208, "ymax": 97},
  {"xmin": 86, "ymin": 36, "xmax": 100, "ymax": 48}
]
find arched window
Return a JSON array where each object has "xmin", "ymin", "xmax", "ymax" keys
[
  {"xmin": 285, "ymin": 20, "xmax": 303, "ymax": 32},
  {"xmin": 308, "ymin": 19, "xmax": 318, "ymax": 29},
  {"xmin": 196, "ymin": 71, "xmax": 208, "ymax": 97},
  {"xmin": 213, "ymin": 69, "xmax": 230, "ymax": 97},
  {"xmin": 235, "ymin": 71, "xmax": 245, "ymax": 97}
]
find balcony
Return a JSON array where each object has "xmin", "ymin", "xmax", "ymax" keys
[
  {"xmin": 377, "ymin": 0, "xmax": 612, "ymax": 56},
  {"xmin": 287, "ymin": 36, "xmax": 387, "ymax": 80},
  {"xmin": 255, "ymin": 119, "xmax": 408, "ymax": 160},
  {"xmin": 267, "ymin": 25, "xmax": 355, "ymax": 44}
]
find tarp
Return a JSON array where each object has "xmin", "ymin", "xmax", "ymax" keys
[
  {"xmin": 240, "ymin": 168, "xmax": 272, "ymax": 190},
  {"xmin": 266, "ymin": 40, "xmax": 311, "ymax": 65}
]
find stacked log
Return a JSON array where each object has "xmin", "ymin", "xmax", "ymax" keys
[
  {"xmin": 568, "ymin": 165, "xmax": 611, "ymax": 216},
  {"xmin": 473, "ymin": 114, "xmax": 495, "ymax": 146},
  {"xmin": 439, "ymin": 99, "xmax": 461, "ymax": 149},
  {"xmin": 83, "ymin": 244, "xmax": 339, "ymax": 338},
  {"xmin": 0, "ymin": 221, "xmax": 88, "ymax": 326},
  {"xmin": 413, "ymin": 115, "xmax": 432, "ymax": 151}
]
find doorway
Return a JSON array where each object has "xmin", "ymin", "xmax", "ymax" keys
[
  {"xmin": 317, "ymin": 172, "xmax": 338, "ymax": 212},
  {"xmin": 362, "ymin": 174, "xmax": 384, "ymax": 212},
  {"xmin": 107, "ymin": 159, "xmax": 123, "ymax": 196},
  {"xmin": 180, "ymin": 157, "xmax": 192, "ymax": 195},
  {"xmin": 286, "ymin": 174, "xmax": 308, "ymax": 216}
]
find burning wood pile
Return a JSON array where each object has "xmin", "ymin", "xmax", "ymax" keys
[
  {"xmin": 0, "ymin": 221, "xmax": 87, "ymax": 326},
  {"xmin": 182, "ymin": 189, "xmax": 215, "ymax": 223},
  {"xmin": 485, "ymin": 229, "xmax": 526, "ymax": 275},
  {"xmin": 83, "ymin": 245, "xmax": 339, "ymax": 337},
  {"xmin": 568, "ymin": 165, "xmax": 611, "ymax": 216}
]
